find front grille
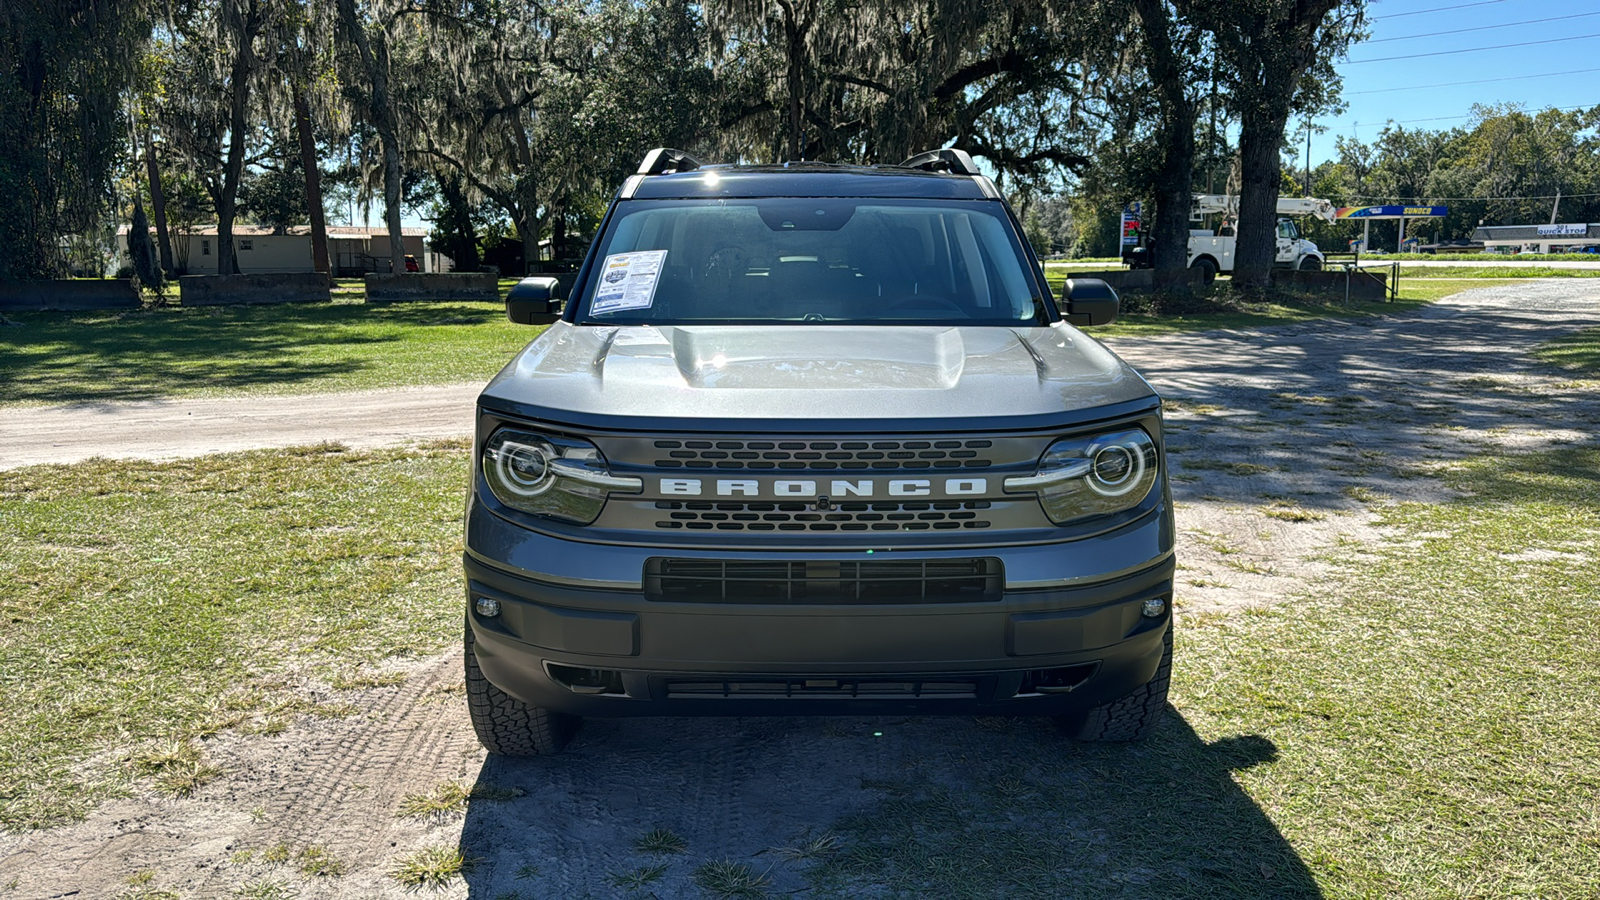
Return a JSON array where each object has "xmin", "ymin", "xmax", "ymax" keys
[
  {"xmin": 664, "ymin": 677, "xmax": 979, "ymax": 700},
  {"xmin": 652, "ymin": 500, "xmax": 994, "ymax": 532},
  {"xmin": 643, "ymin": 557, "xmax": 1004, "ymax": 604},
  {"xmin": 650, "ymin": 438, "xmax": 995, "ymax": 471}
]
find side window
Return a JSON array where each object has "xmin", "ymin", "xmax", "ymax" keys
[
  {"xmin": 239, "ymin": 239, "xmax": 253, "ymax": 251},
  {"xmin": 201, "ymin": 239, "xmax": 211, "ymax": 256},
  {"xmin": 1277, "ymin": 221, "xmax": 1295, "ymax": 240}
]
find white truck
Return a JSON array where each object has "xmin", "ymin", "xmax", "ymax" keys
[{"xmin": 1125, "ymin": 194, "xmax": 1336, "ymax": 284}]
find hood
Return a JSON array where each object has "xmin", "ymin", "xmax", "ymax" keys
[{"xmin": 478, "ymin": 323, "xmax": 1158, "ymax": 432}]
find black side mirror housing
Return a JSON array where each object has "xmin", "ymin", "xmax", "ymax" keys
[
  {"xmin": 506, "ymin": 276, "xmax": 565, "ymax": 325},
  {"xmin": 1062, "ymin": 277, "xmax": 1119, "ymax": 326}
]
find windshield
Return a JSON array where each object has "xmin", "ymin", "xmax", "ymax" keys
[{"xmin": 575, "ymin": 198, "xmax": 1053, "ymax": 325}]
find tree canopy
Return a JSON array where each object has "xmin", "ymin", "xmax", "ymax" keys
[{"xmin": 12, "ymin": 0, "xmax": 1590, "ymax": 285}]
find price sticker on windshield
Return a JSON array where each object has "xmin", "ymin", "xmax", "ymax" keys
[{"xmin": 592, "ymin": 250, "xmax": 667, "ymax": 314}]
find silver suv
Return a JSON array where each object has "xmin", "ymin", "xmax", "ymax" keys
[{"xmin": 463, "ymin": 148, "xmax": 1174, "ymax": 754}]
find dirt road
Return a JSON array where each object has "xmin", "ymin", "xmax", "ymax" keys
[
  {"xmin": 2, "ymin": 281, "xmax": 1598, "ymax": 898},
  {"xmin": 0, "ymin": 383, "xmax": 482, "ymax": 470}
]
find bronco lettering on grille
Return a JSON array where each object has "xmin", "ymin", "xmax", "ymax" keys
[{"xmin": 658, "ymin": 478, "xmax": 988, "ymax": 498}]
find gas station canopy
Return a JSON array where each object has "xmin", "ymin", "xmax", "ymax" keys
[
  {"xmin": 1336, "ymin": 205, "xmax": 1449, "ymax": 253},
  {"xmin": 1336, "ymin": 205, "xmax": 1449, "ymax": 219}
]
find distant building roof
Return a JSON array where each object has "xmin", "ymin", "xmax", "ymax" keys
[{"xmin": 1472, "ymin": 223, "xmax": 1600, "ymax": 242}]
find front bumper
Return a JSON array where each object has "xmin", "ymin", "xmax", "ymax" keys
[{"xmin": 464, "ymin": 500, "xmax": 1175, "ymax": 717}]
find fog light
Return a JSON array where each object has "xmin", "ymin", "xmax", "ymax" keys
[
  {"xmin": 1141, "ymin": 596, "xmax": 1167, "ymax": 618},
  {"xmin": 475, "ymin": 596, "xmax": 501, "ymax": 618}
]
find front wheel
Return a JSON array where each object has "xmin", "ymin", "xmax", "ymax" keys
[
  {"xmin": 1298, "ymin": 255, "xmax": 1323, "ymax": 271},
  {"xmin": 1058, "ymin": 626, "xmax": 1171, "ymax": 741},
  {"xmin": 464, "ymin": 621, "xmax": 580, "ymax": 755}
]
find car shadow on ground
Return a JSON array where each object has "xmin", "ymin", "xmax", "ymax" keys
[{"xmin": 456, "ymin": 709, "xmax": 1321, "ymax": 899}]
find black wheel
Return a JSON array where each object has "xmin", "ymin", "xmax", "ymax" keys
[
  {"xmin": 1190, "ymin": 257, "xmax": 1218, "ymax": 286},
  {"xmin": 1298, "ymin": 255, "xmax": 1322, "ymax": 271},
  {"xmin": 464, "ymin": 621, "xmax": 579, "ymax": 755},
  {"xmin": 1059, "ymin": 625, "xmax": 1171, "ymax": 742}
]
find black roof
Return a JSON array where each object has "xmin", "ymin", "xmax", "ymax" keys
[{"xmin": 629, "ymin": 165, "xmax": 991, "ymax": 201}]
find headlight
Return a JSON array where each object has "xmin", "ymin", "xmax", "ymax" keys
[
  {"xmin": 481, "ymin": 428, "xmax": 641, "ymax": 525},
  {"xmin": 1003, "ymin": 428, "xmax": 1159, "ymax": 525}
]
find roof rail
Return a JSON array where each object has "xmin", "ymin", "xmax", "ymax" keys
[
  {"xmin": 899, "ymin": 148, "xmax": 980, "ymax": 176},
  {"xmin": 638, "ymin": 148, "xmax": 704, "ymax": 176}
]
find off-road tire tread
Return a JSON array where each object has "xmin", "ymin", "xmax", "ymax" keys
[
  {"xmin": 1068, "ymin": 625, "xmax": 1171, "ymax": 742},
  {"xmin": 464, "ymin": 621, "xmax": 578, "ymax": 755}
]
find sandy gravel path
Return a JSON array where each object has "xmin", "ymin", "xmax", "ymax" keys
[
  {"xmin": 2, "ymin": 280, "xmax": 1598, "ymax": 899},
  {"xmin": 1, "ymin": 383, "xmax": 482, "ymax": 470}
]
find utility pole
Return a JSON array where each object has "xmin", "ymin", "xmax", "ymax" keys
[
  {"xmin": 1304, "ymin": 120, "xmax": 1312, "ymax": 197},
  {"xmin": 1208, "ymin": 62, "xmax": 1218, "ymax": 193}
]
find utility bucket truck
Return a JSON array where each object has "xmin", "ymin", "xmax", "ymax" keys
[{"xmin": 1124, "ymin": 194, "xmax": 1336, "ymax": 284}]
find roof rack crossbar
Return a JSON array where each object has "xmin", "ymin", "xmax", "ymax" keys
[
  {"xmin": 899, "ymin": 148, "xmax": 980, "ymax": 176},
  {"xmin": 638, "ymin": 148, "xmax": 705, "ymax": 176}
]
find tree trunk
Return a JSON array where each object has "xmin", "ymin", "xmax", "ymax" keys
[
  {"xmin": 143, "ymin": 134, "xmax": 175, "ymax": 276},
  {"xmin": 1133, "ymin": 0, "xmax": 1198, "ymax": 293},
  {"xmin": 1232, "ymin": 105, "xmax": 1289, "ymax": 292},
  {"xmin": 381, "ymin": 132, "xmax": 405, "ymax": 273},
  {"xmin": 439, "ymin": 176, "xmax": 480, "ymax": 270},
  {"xmin": 129, "ymin": 195, "xmax": 161, "ymax": 294},
  {"xmin": 335, "ymin": 0, "xmax": 406, "ymax": 274},
  {"xmin": 293, "ymin": 82, "xmax": 330, "ymax": 274},
  {"xmin": 519, "ymin": 209, "xmax": 539, "ymax": 277},
  {"xmin": 781, "ymin": 3, "xmax": 804, "ymax": 160},
  {"xmin": 217, "ymin": 0, "xmax": 262, "ymax": 276},
  {"xmin": 1149, "ymin": 128, "xmax": 1195, "ymax": 291}
]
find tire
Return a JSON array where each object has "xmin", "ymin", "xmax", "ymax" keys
[
  {"xmin": 1298, "ymin": 255, "xmax": 1322, "ymax": 271},
  {"xmin": 1190, "ymin": 257, "xmax": 1218, "ymax": 286},
  {"xmin": 464, "ymin": 621, "xmax": 579, "ymax": 755},
  {"xmin": 1059, "ymin": 625, "xmax": 1171, "ymax": 742}
]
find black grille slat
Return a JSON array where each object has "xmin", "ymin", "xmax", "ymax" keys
[
  {"xmin": 651, "ymin": 438, "xmax": 992, "ymax": 470},
  {"xmin": 643, "ymin": 557, "xmax": 1003, "ymax": 604},
  {"xmin": 664, "ymin": 677, "xmax": 979, "ymax": 700},
  {"xmin": 654, "ymin": 501, "xmax": 996, "ymax": 532}
]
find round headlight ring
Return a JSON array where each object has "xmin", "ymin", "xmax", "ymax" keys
[
  {"xmin": 1085, "ymin": 439, "xmax": 1148, "ymax": 498},
  {"xmin": 496, "ymin": 440, "xmax": 556, "ymax": 498}
]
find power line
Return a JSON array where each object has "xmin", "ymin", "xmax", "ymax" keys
[
  {"xmin": 1368, "ymin": 10, "xmax": 1600, "ymax": 43},
  {"xmin": 1371, "ymin": 0, "xmax": 1511, "ymax": 19},
  {"xmin": 1348, "ymin": 67, "xmax": 1600, "ymax": 95},
  {"xmin": 1348, "ymin": 103, "xmax": 1595, "ymax": 129},
  {"xmin": 1346, "ymin": 192, "xmax": 1600, "ymax": 202},
  {"xmin": 1344, "ymin": 32, "xmax": 1600, "ymax": 64}
]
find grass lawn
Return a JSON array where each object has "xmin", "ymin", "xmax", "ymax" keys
[
  {"xmin": 1395, "ymin": 265, "xmax": 1600, "ymax": 278},
  {"xmin": 5, "ymin": 443, "xmax": 1596, "ymax": 896},
  {"xmin": 1055, "ymin": 278, "xmax": 1516, "ymax": 339},
  {"xmin": 1326, "ymin": 252, "xmax": 1600, "ymax": 263},
  {"xmin": 0, "ymin": 275, "xmax": 1555, "ymax": 406},
  {"xmin": 0, "ymin": 444, "xmax": 469, "ymax": 829},
  {"xmin": 0, "ymin": 299, "xmax": 542, "ymax": 406},
  {"xmin": 1534, "ymin": 326, "xmax": 1600, "ymax": 376},
  {"xmin": 810, "ymin": 447, "xmax": 1600, "ymax": 898}
]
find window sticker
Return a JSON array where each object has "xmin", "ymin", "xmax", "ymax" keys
[{"xmin": 592, "ymin": 250, "xmax": 667, "ymax": 314}]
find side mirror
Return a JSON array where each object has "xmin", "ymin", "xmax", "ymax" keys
[
  {"xmin": 506, "ymin": 276, "xmax": 564, "ymax": 325},
  {"xmin": 1062, "ymin": 277, "xmax": 1119, "ymax": 326}
]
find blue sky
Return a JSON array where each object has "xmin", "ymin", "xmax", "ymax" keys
[{"xmin": 1309, "ymin": 0, "xmax": 1600, "ymax": 164}]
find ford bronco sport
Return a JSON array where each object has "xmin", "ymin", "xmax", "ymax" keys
[{"xmin": 464, "ymin": 148, "xmax": 1174, "ymax": 754}]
